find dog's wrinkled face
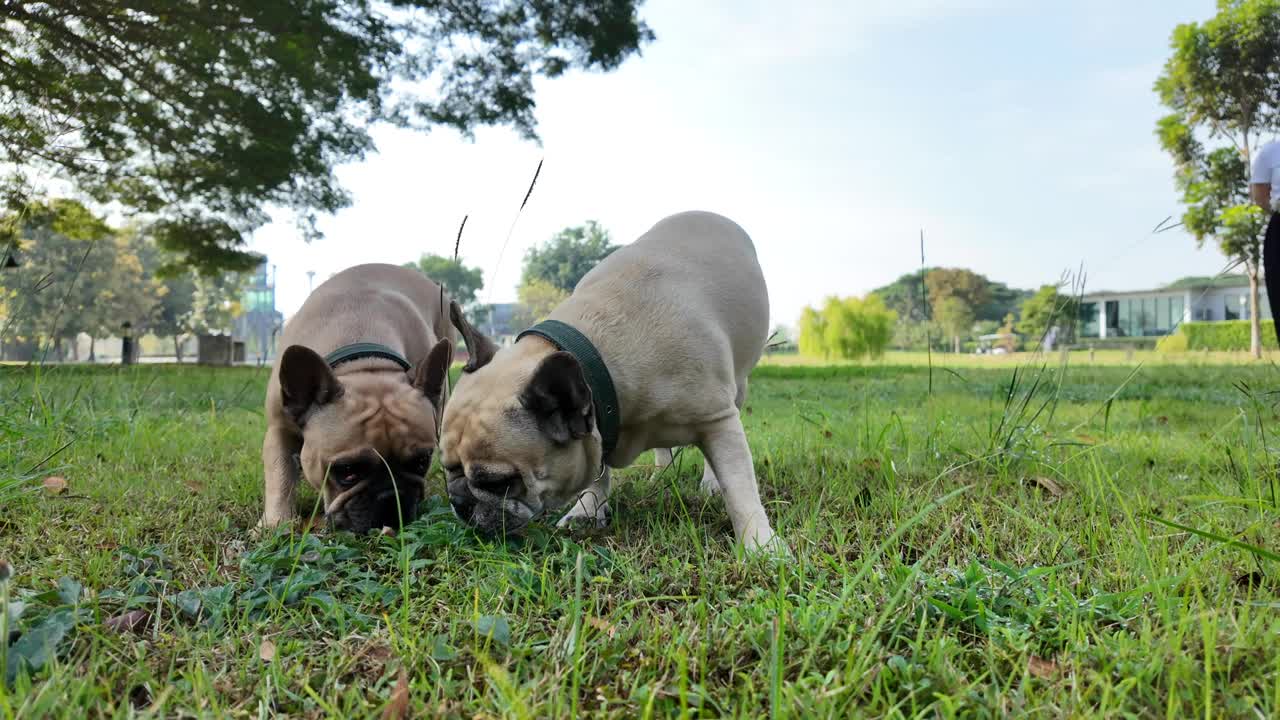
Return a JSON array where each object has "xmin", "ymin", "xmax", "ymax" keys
[
  {"xmin": 279, "ymin": 340, "xmax": 452, "ymax": 534},
  {"xmin": 440, "ymin": 303, "xmax": 600, "ymax": 537}
]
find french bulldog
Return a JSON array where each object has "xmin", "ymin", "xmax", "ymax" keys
[
  {"xmin": 440, "ymin": 211, "xmax": 781, "ymax": 552},
  {"xmin": 259, "ymin": 263, "xmax": 454, "ymax": 534}
]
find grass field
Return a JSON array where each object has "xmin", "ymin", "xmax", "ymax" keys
[{"xmin": 2, "ymin": 357, "xmax": 1279, "ymax": 718}]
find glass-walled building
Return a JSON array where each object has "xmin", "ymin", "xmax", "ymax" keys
[
  {"xmin": 233, "ymin": 261, "xmax": 283, "ymax": 364},
  {"xmin": 1079, "ymin": 275, "xmax": 1270, "ymax": 339}
]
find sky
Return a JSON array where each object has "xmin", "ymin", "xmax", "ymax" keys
[{"xmin": 249, "ymin": 0, "xmax": 1240, "ymax": 329}]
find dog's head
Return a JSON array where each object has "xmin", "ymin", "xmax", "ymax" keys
[
  {"xmin": 439, "ymin": 302, "xmax": 602, "ymax": 537},
  {"xmin": 279, "ymin": 338, "xmax": 453, "ymax": 534}
]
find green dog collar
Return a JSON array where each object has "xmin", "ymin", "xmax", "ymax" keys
[
  {"xmin": 324, "ymin": 342, "xmax": 411, "ymax": 371},
  {"xmin": 516, "ymin": 320, "xmax": 620, "ymax": 462}
]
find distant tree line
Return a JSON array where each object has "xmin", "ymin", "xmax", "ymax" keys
[
  {"xmin": 0, "ymin": 200, "xmax": 249, "ymax": 362},
  {"xmin": 791, "ymin": 267, "xmax": 1078, "ymax": 360},
  {"xmin": 402, "ymin": 220, "xmax": 619, "ymax": 338}
]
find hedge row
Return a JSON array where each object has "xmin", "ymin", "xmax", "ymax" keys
[{"xmin": 1160, "ymin": 320, "xmax": 1278, "ymax": 352}]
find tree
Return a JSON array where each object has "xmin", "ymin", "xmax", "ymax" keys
[
  {"xmin": 925, "ymin": 268, "xmax": 991, "ymax": 314},
  {"xmin": 874, "ymin": 269, "xmax": 1027, "ymax": 325},
  {"xmin": 1017, "ymin": 285, "xmax": 1078, "ymax": 346},
  {"xmin": 188, "ymin": 273, "xmax": 248, "ymax": 336},
  {"xmin": 798, "ymin": 306, "xmax": 828, "ymax": 358},
  {"xmin": 934, "ymin": 296, "xmax": 975, "ymax": 353},
  {"xmin": 1155, "ymin": 0, "xmax": 1280, "ymax": 358},
  {"xmin": 997, "ymin": 313, "xmax": 1020, "ymax": 352},
  {"xmin": 514, "ymin": 278, "xmax": 569, "ymax": 328},
  {"xmin": 799, "ymin": 295, "xmax": 895, "ymax": 361},
  {"xmin": 0, "ymin": 2, "xmax": 653, "ymax": 273},
  {"xmin": 403, "ymin": 254, "xmax": 485, "ymax": 309},
  {"xmin": 871, "ymin": 272, "xmax": 930, "ymax": 324},
  {"xmin": 522, "ymin": 221, "xmax": 618, "ymax": 292},
  {"xmin": 0, "ymin": 200, "xmax": 159, "ymax": 360},
  {"xmin": 150, "ymin": 272, "xmax": 197, "ymax": 362}
]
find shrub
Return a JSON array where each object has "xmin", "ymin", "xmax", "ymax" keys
[
  {"xmin": 1175, "ymin": 320, "xmax": 1278, "ymax": 351},
  {"xmin": 1155, "ymin": 332, "xmax": 1189, "ymax": 353},
  {"xmin": 798, "ymin": 294, "xmax": 896, "ymax": 360}
]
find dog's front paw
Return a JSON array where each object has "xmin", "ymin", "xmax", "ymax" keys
[
  {"xmin": 252, "ymin": 512, "xmax": 292, "ymax": 539},
  {"xmin": 738, "ymin": 525, "xmax": 792, "ymax": 561},
  {"xmin": 556, "ymin": 501, "xmax": 610, "ymax": 531}
]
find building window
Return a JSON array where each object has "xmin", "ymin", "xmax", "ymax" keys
[
  {"xmin": 1225, "ymin": 295, "xmax": 1241, "ymax": 321},
  {"xmin": 1140, "ymin": 297, "xmax": 1155, "ymax": 335},
  {"xmin": 1117, "ymin": 299, "xmax": 1131, "ymax": 336},
  {"xmin": 1080, "ymin": 302, "xmax": 1099, "ymax": 337},
  {"xmin": 1170, "ymin": 295, "xmax": 1184, "ymax": 329},
  {"xmin": 1105, "ymin": 301, "xmax": 1119, "ymax": 335}
]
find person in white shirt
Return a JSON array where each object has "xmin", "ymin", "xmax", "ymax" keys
[{"xmin": 1250, "ymin": 139, "xmax": 1280, "ymax": 345}]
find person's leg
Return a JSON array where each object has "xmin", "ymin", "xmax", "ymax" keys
[{"xmin": 1266, "ymin": 213, "xmax": 1280, "ymax": 347}]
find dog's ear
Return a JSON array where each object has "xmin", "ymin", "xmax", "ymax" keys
[
  {"xmin": 412, "ymin": 337, "xmax": 453, "ymax": 408},
  {"xmin": 279, "ymin": 345, "xmax": 343, "ymax": 426},
  {"xmin": 449, "ymin": 300, "xmax": 497, "ymax": 373},
  {"xmin": 519, "ymin": 351, "xmax": 594, "ymax": 444}
]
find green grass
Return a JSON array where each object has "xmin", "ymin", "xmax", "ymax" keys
[{"xmin": 2, "ymin": 359, "xmax": 1280, "ymax": 717}]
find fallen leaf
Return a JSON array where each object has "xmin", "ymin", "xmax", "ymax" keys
[
  {"xmin": 382, "ymin": 668, "xmax": 410, "ymax": 720},
  {"xmin": 1156, "ymin": 416, "xmax": 1169, "ymax": 425},
  {"xmin": 42, "ymin": 476, "xmax": 68, "ymax": 495},
  {"xmin": 259, "ymin": 638, "xmax": 276, "ymax": 662},
  {"xmin": 104, "ymin": 609, "xmax": 150, "ymax": 634},
  {"xmin": 473, "ymin": 615, "xmax": 511, "ymax": 646},
  {"xmin": 183, "ymin": 479, "xmax": 205, "ymax": 494},
  {"xmin": 1028, "ymin": 655, "xmax": 1058, "ymax": 678},
  {"xmin": 1031, "ymin": 476, "xmax": 1064, "ymax": 498},
  {"xmin": 587, "ymin": 617, "xmax": 617, "ymax": 639}
]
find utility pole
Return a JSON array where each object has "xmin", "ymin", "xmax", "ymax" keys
[{"xmin": 306, "ymin": 270, "xmax": 316, "ymax": 295}]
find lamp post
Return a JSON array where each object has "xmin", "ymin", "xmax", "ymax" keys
[{"xmin": 121, "ymin": 322, "xmax": 135, "ymax": 366}]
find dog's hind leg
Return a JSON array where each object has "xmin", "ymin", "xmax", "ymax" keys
[
  {"xmin": 698, "ymin": 413, "xmax": 784, "ymax": 555},
  {"xmin": 700, "ymin": 379, "xmax": 750, "ymax": 497},
  {"xmin": 654, "ymin": 448, "xmax": 674, "ymax": 468}
]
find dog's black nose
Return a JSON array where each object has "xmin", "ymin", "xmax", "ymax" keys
[{"xmin": 471, "ymin": 472, "xmax": 519, "ymax": 496}]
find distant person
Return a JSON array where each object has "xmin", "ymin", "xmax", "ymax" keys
[{"xmin": 1251, "ymin": 139, "xmax": 1280, "ymax": 346}]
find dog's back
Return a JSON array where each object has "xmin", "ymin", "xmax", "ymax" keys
[
  {"xmin": 569, "ymin": 211, "xmax": 769, "ymax": 383},
  {"xmin": 266, "ymin": 263, "xmax": 454, "ymax": 426},
  {"xmin": 280, "ymin": 264, "xmax": 453, "ymax": 355}
]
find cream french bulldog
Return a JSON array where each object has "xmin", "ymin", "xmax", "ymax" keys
[
  {"xmin": 440, "ymin": 211, "xmax": 781, "ymax": 552},
  {"xmin": 259, "ymin": 263, "xmax": 455, "ymax": 534}
]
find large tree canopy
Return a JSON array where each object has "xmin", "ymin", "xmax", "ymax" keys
[
  {"xmin": 1155, "ymin": 0, "xmax": 1280, "ymax": 358},
  {"xmin": 0, "ymin": 1, "xmax": 653, "ymax": 272},
  {"xmin": 521, "ymin": 220, "xmax": 617, "ymax": 292}
]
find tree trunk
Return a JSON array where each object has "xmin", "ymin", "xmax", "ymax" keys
[
  {"xmin": 1249, "ymin": 261, "xmax": 1262, "ymax": 359},
  {"xmin": 88, "ymin": 336, "xmax": 96, "ymax": 363},
  {"xmin": 953, "ymin": 335, "xmax": 960, "ymax": 353},
  {"xmin": 174, "ymin": 335, "xmax": 184, "ymax": 363}
]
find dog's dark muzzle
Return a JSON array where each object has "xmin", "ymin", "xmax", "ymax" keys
[
  {"xmin": 328, "ymin": 477, "xmax": 424, "ymax": 534},
  {"xmin": 447, "ymin": 476, "xmax": 529, "ymax": 538}
]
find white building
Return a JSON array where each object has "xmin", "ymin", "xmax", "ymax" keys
[{"xmin": 1079, "ymin": 275, "xmax": 1270, "ymax": 339}]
